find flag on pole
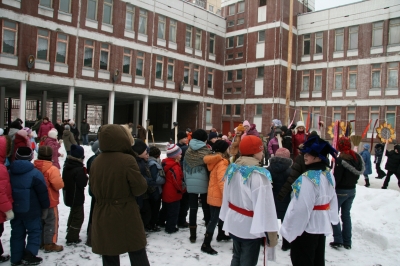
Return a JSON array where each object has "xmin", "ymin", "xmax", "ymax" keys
[
  {"xmin": 369, "ymin": 119, "xmax": 379, "ymax": 153},
  {"xmin": 288, "ymin": 110, "xmax": 297, "ymax": 128},
  {"xmin": 305, "ymin": 113, "xmax": 312, "ymax": 133},
  {"xmin": 361, "ymin": 119, "xmax": 372, "ymax": 139},
  {"xmin": 300, "ymin": 110, "xmax": 304, "ymax": 122}
]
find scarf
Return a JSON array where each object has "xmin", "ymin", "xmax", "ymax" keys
[{"xmin": 184, "ymin": 146, "xmax": 211, "ymax": 169}]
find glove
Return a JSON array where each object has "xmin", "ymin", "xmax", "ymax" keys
[
  {"xmin": 266, "ymin": 232, "xmax": 278, "ymax": 247},
  {"xmin": 41, "ymin": 209, "xmax": 49, "ymax": 220},
  {"xmin": 5, "ymin": 210, "xmax": 14, "ymax": 221}
]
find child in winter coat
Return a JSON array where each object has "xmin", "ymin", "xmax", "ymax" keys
[
  {"xmin": 162, "ymin": 144, "xmax": 185, "ymax": 234},
  {"xmin": 267, "ymin": 127, "xmax": 282, "ymax": 157},
  {"xmin": 62, "ymin": 125, "xmax": 77, "ymax": 156},
  {"xmin": 360, "ymin": 144, "xmax": 372, "ymax": 187},
  {"xmin": 12, "ymin": 129, "xmax": 30, "ymax": 161},
  {"xmin": 9, "ymin": 147, "xmax": 50, "ymax": 265},
  {"xmin": 292, "ymin": 121, "xmax": 306, "ymax": 159},
  {"xmin": 374, "ymin": 143, "xmax": 386, "ymax": 179},
  {"xmin": 382, "ymin": 145, "xmax": 400, "ymax": 189},
  {"xmin": 44, "ymin": 129, "xmax": 64, "ymax": 169},
  {"xmin": 34, "ymin": 146, "xmax": 64, "ymax": 252},
  {"xmin": 62, "ymin": 144, "xmax": 88, "ymax": 245}
]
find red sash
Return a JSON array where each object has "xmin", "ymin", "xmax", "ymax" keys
[
  {"xmin": 313, "ymin": 203, "xmax": 330, "ymax": 210},
  {"xmin": 228, "ymin": 202, "xmax": 254, "ymax": 217}
]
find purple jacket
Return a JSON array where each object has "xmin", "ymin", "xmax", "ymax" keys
[
  {"xmin": 268, "ymin": 137, "xmax": 279, "ymax": 156},
  {"xmin": 44, "ymin": 137, "xmax": 61, "ymax": 169}
]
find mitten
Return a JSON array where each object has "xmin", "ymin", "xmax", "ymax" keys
[
  {"xmin": 267, "ymin": 232, "xmax": 278, "ymax": 247},
  {"xmin": 5, "ymin": 210, "xmax": 14, "ymax": 221}
]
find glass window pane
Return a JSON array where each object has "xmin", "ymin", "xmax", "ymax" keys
[
  {"xmin": 37, "ymin": 38, "xmax": 48, "ymax": 60},
  {"xmin": 304, "ymin": 35, "xmax": 310, "ymax": 55},
  {"xmin": 386, "ymin": 113, "xmax": 395, "ymax": 127},
  {"xmin": 258, "ymin": 31, "xmax": 265, "ymax": 42},
  {"xmin": 100, "ymin": 50, "xmax": 108, "ymax": 70},
  {"xmin": 389, "ymin": 21, "xmax": 400, "ymax": 44},
  {"xmin": 136, "ymin": 58, "xmax": 143, "ymax": 76},
  {"xmin": 59, "ymin": 0, "xmax": 70, "ymax": 12},
  {"xmin": 227, "ymin": 71, "xmax": 232, "ymax": 81},
  {"xmin": 123, "ymin": 55, "xmax": 130, "ymax": 74},
  {"xmin": 3, "ymin": 30, "xmax": 16, "ymax": 54},
  {"xmin": 373, "ymin": 22, "xmax": 383, "ymax": 46},
  {"xmin": 169, "ymin": 20, "xmax": 176, "ymax": 42},
  {"xmin": 208, "ymin": 74, "xmax": 212, "ymax": 88},
  {"xmin": 158, "ymin": 19, "xmax": 165, "ymax": 39},
  {"xmin": 238, "ymin": 35, "xmax": 244, "ymax": 46},
  {"xmin": 4, "ymin": 21, "xmax": 16, "ymax": 29},
  {"xmin": 335, "ymin": 34, "xmax": 343, "ymax": 51},
  {"xmin": 156, "ymin": 62, "xmax": 162, "ymax": 79},
  {"xmin": 186, "ymin": 29, "xmax": 191, "ymax": 47},
  {"xmin": 314, "ymin": 75, "xmax": 322, "ymax": 91},
  {"xmin": 372, "ymin": 71, "xmax": 381, "ymax": 87},
  {"xmin": 56, "ymin": 42, "xmax": 67, "ymax": 63},
  {"xmin": 235, "ymin": 105, "xmax": 241, "ymax": 115},
  {"xmin": 84, "ymin": 47, "xmax": 93, "ymax": 67},
  {"xmin": 87, "ymin": 0, "xmax": 97, "ymax": 20},
  {"xmin": 388, "ymin": 69, "xmax": 398, "ymax": 88},
  {"xmin": 256, "ymin": 104, "xmax": 262, "ymax": 115},
  {"xmin": 237, "ymin": 70, "xmax": 242, "ymax": 80},
  {"xmin": 225, "ymin": 105, "xmax": 231, "ymax": 115},
  {"xmin": 209, "ymin": 38, "xmax": 214, "ymax": 54},
  {"xmin": 206, "ymin": 110, "xmax": 211, "ymax": 123},
  {"xmin": 194, "ymin": 71, "xmax": 199, "ymax": 86},
  {"xmin": 258, "ymin": 67, "xmax": 264, "ymax": 78},
  {"xmin": 167, "ymin": 65, "xmax": 174, "ymax": 81},
  {"xmin": 228, "ymin": 37, "xmax": 234, "ymax": 47},
  {"xmin": 138, "ymin": 11, "xmax": 147, "ymax": 34},
  {"xmin": 103, "ymin": 4, "xmax": 112, "ymax": 24},
  {"xmin": 38, "ymin": 29, "xmax": 49, "ymax": 36},
  {"xmin": 184, "ymin": 68, "xmax": 189, "ymax": 83},
  {"xmin": 40, "ymin": 0, "xmax": 51, "ymax": 7},
  {"xmin": 349, "ymin": 73, "xmax": 357, "ymax": 89},
  {"xmin": 335, "ymin": 74, "xmax": 342, "ymax": 90},
  {"xmin": 125, "ymin": 12, "xmax": 133, "ymax": 30},
  {"xmin": 303, "ymin": 76, "xmax": 309, "ymax": 91}
]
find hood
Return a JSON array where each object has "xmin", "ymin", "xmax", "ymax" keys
[
  {"xmin": 162, "ymin": 157, "xmax": 178, "ymax": 172},
  {"xmin": 8, "ymin": 128, "xmax": 19, "ymax": 138},
  {"xmin": 0, "ymin": 136, "xmax": 11, "ymax": 164},
  {"xmin": 9, "ymin": 160, "xmax": 34, "ymax": 175},
  {"xmin": 341, "ymin": 153, "xmax": 365, "ymax": 175},
  {"xmin": 63, "ymin": 130, "xmax": 72, "ymax": 137},
  {"xmin": 98, "ymin": 124, "xmax": 133, "ymax": 154},
  {"xmin": 188, "ymin": 139, "xmax": 207, "ymax": 150},
  {"xmin": 34, "ymin": 159, "xmax": 53, "ymax": 173},
  {"xmin": 64, "ymin": 156, "xmax": 83, "ymax": 170},
  {"xmin": 267, "ymin": 156, "xmax": 293, "ymax": 173},
  {"xmin": 203, "ymin": 154, "xmax": 227, "ymax": 171}
]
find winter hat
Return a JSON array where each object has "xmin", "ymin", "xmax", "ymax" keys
[
  {"xmin": 237, "ymin": 124, "xmax": 245, "ymax": 132},
  {"xmin": 70, "ymin": 144, "xmax": 84, "ymax": 159},
  {"xmin": 338, "ymin": 136, "xmax": 357, "ymax": 161},
  {"xmin": 375, "ymin": 143, "xmax": 383, "ymax": 149},
  {"xmin": 208, "ymin": 132, "xmax": 218, "ymax": 140},
  {"xmin": 239, "ymin": 135, "xmax": 264, "ymax": 156},
  {"xmin": 272, "ymin": 119, "xmax": 282, "ymax": 127},
  {"xmin": 0, "ymin": 128, "xmax": 3, "ymax": 136},
  {"xmin": 17, "ymin": 129, "xmax": 28, "ymax": 138},
  {"xmin": 222, "ymin": 135, "xmax": 228, "ymax": 141},
  {"xmin": 280, "ymin": 126, "xmax": 288, "ymax": 135},
  {"xmin": 299, "ymin": 135, "xmax": 338, "ymax": 164},
  {"xmin": 192, "ymin": 129, "xmax": 208, "ymax": 142},
  {"xmin": 91, "ymin": 140, "xmax": 100, "ymax": 154},
  {"xmin": 38, "ymin": 145, "xmax": 53, "ymax": 161},
  {"xmin": 166, "ymin": 144, "xmax": 182, "ymax": 158},
  {"xmin": 132, "ymin": 139, "xmax": 148, "ymax": 155},
  {"xmin": 295, "ymin": 121, "xmax": 305, "ymax": 130},
  {"xmin": 212, "ymin": 140, "xmax": 229, "ymax": 153},
  {"xmin": 243, "ymin": 120, "xmax": 251, "ymax": 128},
  {"xmin": 363, "ymin": 143, "xmax": 370, "ymax": 150},
  {"xmin": 64, "ymin": 125, "xmax": 70, "ymax": 130},
  {"xmin": 177, "ymin": 131, "xmax": 187, "ymax": 141},
  {"xmin": 275, "ymin": 148, "xmax": 290, "ymax": 158},
  {"xmin": 69, "ymin": 120, "xmax": 75, "ymax": 125},
  {"xmin": 48, "ymin": 129, "xmax": 58, "ymax": 139},
  {"xmin": 23, "ymin": 127, "xmax": 32, "ymax": 136},
  {"xmin": 15, "ymin": 147, "xmax": 33, "ymax": 161}
]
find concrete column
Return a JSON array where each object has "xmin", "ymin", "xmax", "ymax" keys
[
  {"xmin": 68, "ymin": 86, "xmax": 74, "ymax": 120},
  {"xmin": 19, "ymin": 81, "xmax": 26, "ymax": 123},
  {"xmin": 133, "ymin": 100, "xmax": 140, "ymax": 135},
  {"xmin": 0, "ymin": 87, "xmax": 5, "ymax": 128},
  {"xmin": 142, "ymin": 95, "xmax": 148, "ymax": 143},
  {"xmin": 108, "ymin": 91, "xmax": 115, "ymax": 124},
  {"xmin": 171, "ymin": 98, "xmax": 178, "ymax": 143},
  {"xmin": 52, "ymin": 99, "xmax": 57, "ymax": 123},
  {"xmin": 41, "ymin": 90, "xmax": 47, "ymax": 117},
  {"xmin": 77, "ymin": 94, "xmax": 82, "ymax": 137}
]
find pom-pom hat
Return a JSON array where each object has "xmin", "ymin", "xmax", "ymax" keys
[
  {"xmin": 166, "ymin": 144, "xmax": 182, "ymax": 158},
  {"xmin": 239, "ymin": 135, "xmax": 264, "ymax": 156},
  {"xmin": 275, "ymin": 148, "xmax": 290, "ymax": 158}
]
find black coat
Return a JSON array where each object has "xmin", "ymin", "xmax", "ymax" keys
[
  {"xmin": 384, "ymin": 146, "xmax": 400, "ymax": 173},
  {"xmin": 277, "ymin": 153, "xmax": 306, "ymax": 201},
  {"xmin": 62, "ymin": 156, "xmax": 88, "ymax": 207},
  {"xmin": 374, "ymin": 145, "xmax": 384, "ymax": 164},
  {"xmin": 334, "ymin": 153, "xmax": 364, "ymax": 190}
]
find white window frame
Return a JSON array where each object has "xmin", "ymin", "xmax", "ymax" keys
[
  {"xmin": 334, "ymin": 68, "xmax": 343, "ymax": 90},
  {"xmin": 236, "ymin": 69, "xmax": 243, "ymax": 81},
  {"xmin": 37, "ymin": 28, "xmax": 50, "ymax": 61},
  {"xmin": 184, "ymin": 63, "xmax": 190, "ymax": 84},
  {"xmin": 155, "ymin": 56, "xmax": 163, "ymax": 80},
  {"xmin": 369, "ymin": 106, "xmax": 379, "ymax": 132},
  {"xmin": 169, "ymin": 19, "xmax": 177, "ymax": 43},
  {"xmin": 346, "ymin": 106, "xmax": 356, "ymax": 123},
  {"xmin": 237, "ymin": 18, "xmax": 244, "ymax": 25},
  {"xmin": 185, "ymin": 25, "xmax": 192, "ymax": 47},
  {"xmin": 195, "ymin": 29, "xmax": 201, "ymax": 50},
  {"xmin": 227, "ymin": 37, "xmax": 234, "ymax": 48},
  {"xmin": 348, "ymin": 66, "xmax": 357, "ymax": 90},
  {"xmin": 83, "ymin": 39, "xmax": 95, "ymax": 68},
  {"xmin": 228, "ymin": 20, "xmax": 234, "ymax": 27},
  {"xmin": 209, "ymin": 33, "xmax": 215, "ymax": 54},
  {"xmin": 302, "ymin": 70, "xmax": 310, "ymax": 91},
  {"xmin": 167, "ymin": 58, "xmax": 174, "ymax": 81},
  {"xmin": 315, "ymin": 32, "xmax": 323, "ymax": 54},
  {"xmin": 123, "ymin": 48, "xmax": 132, "ymax": 75},
  {"xmin": 314, "ymin": 69, "xmax": 322, "ymax": 91},
  {"xmin": 2, "ymin": 20, "xmax": 18, "ymax": 55},
  {"xmin": 207, "ymin": 68, "xmax": 213, "ymax": 89},
  {"xmin": 138, "ymin": 9, "xmax": 147, "ymax": 35},
  {"xmin": 136, "ymin": 51, "xmax": 144, "ymax": 77},
  {"xmin": 303, "ymin": 34, "xmax": 310, "ymax": 55},
  {"xmin": 87, "ymin": 0, "xmax": 98, "ymax": 20},
  {"xmin": 335, "ymin": 28, "xmax": 344, "ymax": 51},
  {"xmin": 372, "ymin": 21, "xmax": 383, "ymax": 47},
  {"xmin": 237, "ymin": 35, "xmax": 244, "ymax": 47},
  {"xmin": 228, "ymin": 4, "xmax": 235, "ymax": 16},
  {"xmin": 102, "ymin": 0, "xmax": 113, "ymax": 25},
  {"xmin": 371, "ymin": 64, "xmax": 381, "ymax": 88},
  {"xmin": 386, "ymin": 106, "xmax": 396, "ymax": 129},
  {"xmin": 333, "ymin": 107, "xmax": 341, "ymax": 122},
  {"xmin": 387, "ymin": 62, "xmax": 398, "ymax": 88},
  {"xmin": 258, "ymin": 31, "xmax": 265, "ymax": 42},
  {"xmin": 349, "ymin": 26, "xmax": 358, "ymax": 50},
  {"xmin": 389, "ymin": 18, "xmax": 400, "ymax": 45},
  {"xmin": 238, "ymin": 1, "xmax": 245, "ymax": 13},
  {"xmin": 40, "ymin": 0, "xmax": 52, "ymax": 8},
  {"xmin": 125, "ymin": 4, "xmax": 135, "ymax": 31},
  {"xmin": 158, "ymin": 15, "xmax": 166, "ymax": 40},
  {"xmin": 193, "ymin": 65, "xmax": 200, "ymax": 86},
  {"xmin": 99, "ymin": 43, "xmax": 110, "ymax": 71},
  {"xmin": 59, "ymin": 0, "xmax": 71, "ymax": 13},
  {"xmin": 56, "ymin": 33, "xmax": 68, "ymax": 64},
  {"xmin": 206, "ymin": 103, "xmax": 212, "ymax": 124}
]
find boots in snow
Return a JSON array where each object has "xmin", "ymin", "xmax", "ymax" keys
[
  {"xmin": 216, "ymin": 223, "xmax": 231, "ymax": 242},
  {"xmin": 201, "ymin": 233, "xmax": 218, "ymax": 255},
  {"xmin": 21, "ymin": 250, "xmax": 43, "ymax": 265},
  {"xmin": 44, "ymin": 243, "xmax": 63, "ymax": 253},
  {"xmin": 365, "ymin": 178, "xmax": 370, "ymax": 187},
  {"xmin": 189, "ymin": 225, "xmax": 197, "ymax": 243},
  {"xmin": 281, "ymin": 237, "xmax": 291, "ymax": 251}
]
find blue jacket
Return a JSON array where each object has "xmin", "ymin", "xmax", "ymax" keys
[
  {"xmin": 9, "ymin": 160, "xmax": 50, "ymax": 220},
  {"xmin": 360, "ymin": 149, "xmax": 372, "ymax": 175},
  {"xmin": 148, "ymin": 157, "xmax": 166, "ymax": 195}
]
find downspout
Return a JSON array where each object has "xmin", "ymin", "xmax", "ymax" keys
[
  {"xmin": 323, "ymin": 10, "xmax": 331, "ymax": 140},
  {"xmin": 243, "ymin": 0, "xmax": 250, "ymax": 120}
]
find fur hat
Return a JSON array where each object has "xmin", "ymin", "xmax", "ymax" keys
[
  {"xmin": 48, "ymin": 129, "xmax": 58, "ymax": 139},
  {"xmin": 295, "ymin": 121, "xmax": 305, "ymax": 130},
  {"xmin": 132, "ymin": 139, "xmax": 148, "ymax": 155},
  {"xmin": 192, "ymin": 129, "xmax": 208, "ymax": 142},
  {"xmin": 363, "ymin": 143, "xmax": 370, "ymax": 150},
  {"xmin": 38, "ymin": 145, "xmax": 53, "ymax": 161},
  {"xmin": 177, "ymin": 131, "xmax": 187, "ymax": 141},
  {"xmin": 208, "ymin": 132, "xmax": 218, "ymax": 140},
  {"xmin": 239, "ymin": 135, "xmax": 264, "ymax": 156},
  {"xmin": 212, "ymin": 140, "xmax": 229, "ymax": 154},
  {"xmin": 275, "ymin": 148, "xmax": 290, "ymax": 158},
  {"xmin": 15, "ymin": 147, "xmax": 33, "ymax": 161},
  {"xmin": 0, "ymin": 128, "xmax": 3, "ymax": 136},
  {"xmin": 64, "ymin": 125, "xmax": 70, "ymax": 130},
  {"xmin": 91, "ymin": 140, "xmax": 100, "ymax": 154},
  {"xmin": 243, "ymin": 120, "xmax": 251, "ymax": 127},
  {"xmin": 299, "ymin": 135, "xmax": 338, "ymax": 164},
  {"xmin": 166, "ymin": 144, "xmax": 182, "ymax": 158},
  {"xmin": 236, "ymin": 124, "xmax": 245, "ymax": 132},
  {"xmin": 70, "ymin": 144, "xmax": 84, "ymax": 159}
]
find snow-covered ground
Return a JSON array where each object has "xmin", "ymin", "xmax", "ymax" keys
[{"xmin": 2, "ymin": 144, "xmax": 400, "ymax": 265}]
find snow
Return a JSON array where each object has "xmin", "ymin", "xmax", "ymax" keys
[{"xmin": 2, "ymin": 144, "xmax": 400, "ymax": 265}]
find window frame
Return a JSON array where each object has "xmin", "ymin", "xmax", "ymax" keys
[
  {"xmin": 387, "ymin": 62, "xmax": 399, "ymax": 88},
  {"xmin": 225, "ymin": 105, "xmax": 232, "ymax": 115},
  {"xmin": 138, "ymin": 9, "xmax": 147, "ymax": 35},
  {"xmin": 236, "ymin": 69, "xmax": 243, "ymax": 81},
  {"xmin": 335, "ymin": 28, "xmax": 344, "ymax": 52},
  {"xmin": 55, "ymin": 33, "xmax": 68, "ymax": 64},
  {"xmin": 238, "ymin": 1, "xmax": 245, "ymax": 13},
  {"xmin": 372, "ymin": 21, "xmax": 383, "ymax": 47},
  {"xmin": 314, "ymin": 69, "xmax": 322, "ymax": 91},
  {"xmin": 40, "ymin": 0, "xmax": 52, "ymax": 8},
  {"xmin": 102, "ymin": 0, "xmax": 113, "ymax": 25},
  {"xmin": 83, "ymin": 39, "xmax": 95, "ymax": 68},
  {"xmin": 167, "ymin": 58, "xmax": 174, "ymax": 81},
  {"xmin": 227, "ymin": 37, "xmax": 234, "ymax": 48},
  {"xmin": 346, "ymin": 106, "xmax": 356, "ymax": 123},
  {"xmin": 371, "ymin": 64, "xmax": 381, "ymax": 88},
  {"xmin": 234, "ymin": 105, "xmax": 241, "ymax": 116},
  {"xmin": 193, "ymin": 64, "xmax": 200, "ymax": 86},
  {"xmin": 2, "ymin": 20, "xmax": 18, "ymax": 55},
  {"xmin": 348, "ymin": 66, "xmax": 357, "ymax": 90},
  {"xmin": 87, "ymin": 0, "xmax": 98, "ymax": 21},
  {"xmin": 312, "ymin": 107, "xmax": 320, "ymax": 128},
  {"xmin": 155, "ymin": 55, "xmax": 163, "ymax": 80},
  {"xmin": 195, "ymin": 29, "xmax": 202, "ymax": 50},
  {"xmin": 209, "ymin": 33, "xmax": 215, "ymax": 54},
  {"xmin": 209, "ymin": 5, "xmax": 214, "ymax": 12},
  {"xmin": 122, "ymin": 48, "xmax": 132, "ymax": 75},
  {"xmin": 237, "ymin": 35, "xmax": 244, "ymax": 47},
  {"xmin": 136, "ymin": 51, "xmax": 145, "ymax": 77},
  {"xmin": 386, "ymin": 106, "xmax": 396, "ymax": 129},
  {"xmin": 37, "ymin": 28, "xmax": 50, "ymax": 61},
  {"xmin": 206, "ymin": 103, "xmax": 212, "ymax": 124},
  {"xmin": 369, "ymin": 106, "xmax": 380, "ymax": 132},
  {"xmin": 169, "ymin": 19, "xmax": 177, "ymax": 43},
  {"xmin": 334, "ymin": 67, "xmax": 343, "ymax": 90},
  {"xmin": 207, "ymin": 68, "xmax": 213, "ymax": 89},
  {"xmin": 99, "ymin": 43, "xmax": 110, "ymax": 71},
  {"xmin": 125, "ymin": 4, "xmax": 135, "ymax": 31},
  {"xmin": 228, "ymin": 20, "xmax": 235, "ymax": 27},
  {"xmin": 237, "ymin": 18, "xmax": 244, "ymax": 25},
  {"xmin": 258, "ymin": 31, "xmax": 265, "ymax": 42},
  {"xmin": 256, "ymin": 104, "xmax": 263, "ymax": 115},
  {"xmin": 184, "ymin": 63, "xmax": 190, "ymax": 84},
  {"xmin": 59, "ymin": 0, "xmax": 71, "ymax": 13},
  {"xmin": 225, "ymin": 88, "xmax": 232, "ymax": 94},
  {"xmin": 185, "ymin": 25, "xmax": 192, "ymax": 48},
  {"xmin": 349, "ymin": 26, "xmax": 358, "ymax": 50},
  {"xmin": 158, "ymin": 15, "xmax": 166, "ymax": 40},
  {"xmin": 259, "ymin": 0, "xmax": 267, "ymax": 7},
  {"xmin": 389, "ymin": 18, "xmax": 400, "ymax": 45},
  {"xmin": 315, "ymin": 32, "xmax": 323, "ymax": 54},
  {"xmin": 303, "ymin": 34, "xmax": 310, "ymax": 55},
  {"xmin": 237, "ymin": 52, "xmax": 243, "ymax": 59},
  {"xmin": 302, "ymin": 70, "xmax": 310, "ymax": 91},
  {"xmin": 228, "ymin": 4, "xmax": 235, "ymax": 16},
  {"xmin": 333, "ymin": 107, "xmax": 341, "ymax": 122},
  {"xmin": 227, "ymin": 71, "xmax": 233, "ymax": 81},
  {"xmin": 257, "ymin": 67, "xmax": 264, "ymax": 78}
]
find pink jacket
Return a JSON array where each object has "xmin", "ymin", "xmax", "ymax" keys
[
  {"xmin": 38, "ymin": 121, "xmax": 54, "ymax": 139},
  {"xmin": 0, "ymin": 136, "xmax": 13, "ymax": 223},
  {"xmin": 44, "ymin": 137, "xmax": 61, "ymax": 169}
]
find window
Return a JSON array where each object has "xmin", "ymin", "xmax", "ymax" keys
[
  {"xmin": 125, "ymin": 4, "xmax": 135, "ymax": 31},
  {"xmin": 314, "ymin": 69, "xmax": 322, "ymax": 91},
  {"xmin": 258, "ymin": 31, "xmax": 265, "ymax": 42},
  {"xmin": 206, "ymin": 104, "xmax": 212, "ymax": 124},
  {"xmin": 195, "ymin": 0, "xmax": 206, "ymax": 8},
  {"xmin": 302, "ymin": 107, "xmax": 309, "ymax": 124},
  {"xmin": 227, "ymin": 71, "xmax": 233, "ymax": 81},
  {"xmin": 225, "ymin": 105, "xmax": 232, "ymax": 115},
  {"xmin": 216, "ymin": 9, "xmax": 221, "ymax": 15},
  {"xmin": 37, "ymin": 29, "xmax": 50, "ymax": 61},
  {"xmin": 256, "ymin": 104, "xmax": 263, "ymax": 115},
  {"xmin": 302, "ymin": 70, "xmax": 310, "ymax": 91},
  {"xmin": 348, "ymin": 66, "xmax": 357, "ymax": 90},
  {"xmin": 372, "ymin": 21, "xmax": 383, "ymax": 47},
  {"xmin": 103, "ymin": 0, "xmax": 112, "ymax": 24},
  {"xmin": 169, "ymin": 19, "xmax": 177, "ymax": 42},
  {"xmin": 40, "ymin": 0, "xmax": 52, "ymax": 8},
  {"xmin": 303, "ymin": 34, "xmax": 310, "ymax": 55},
  {"xmin": 100, "ymin": 43, "xmax": 110, "ymax": 70},
  {"xmin": 136, "ymin": 51, "xmax": 144, "ymax": 76},
  {"xmin": 207, "ymin": 68, "xmax": 213, "ymax": 88},
  {"xmin": 312, "ymin": 107, "xmax": 320, "ymax": 128},
  {"xmin": 389, "ymin": 18, "xmax": 400, "ymax": 45},
  {"xmin": 234, "ymin": 105, "xmax": 241, "ymax": 115},
  {"xmin": 2, "ymin": 20, "xmax": 18, "ymax": 55},
  {"xmin": 87, "ymin": 0, "xmax": 97, "ymax": 20},
  {"xmin": 259, "ymin": 0, "xmax": 267, "ymax": 7},
  {"xmin": 369, "ymin": 106, "xmax": 379, "ymax": 132},
  {"xmin": 346, "ymin": 106, "xmax": 355, "ymax": 122},
  {"xmin": 225, "ymin": 88, "xmax": 232, "ymax": 94},
  {"xmin": 184, "ymin": 63, "xmax": 190, "ymax": 84},
  {"xmin": 334, "ymin": 68, "xmax": 342, "ymax": 90},
  {"xmin": 238, "ymin": 1, "xmax": 245, "ymax": 13},
  {"xmin": 123, "ymin": 48, "xmax": 132, "ymax": 74},
  {"xmin": 372, "ymin": 64, "xmax": 381, "ymax": 88},
  {"xmin": 83, "ymin": 40, "xmax": 94, "ymax": 68},
  {"xmin": 388, "ymin": 62, "xmax": 398, "ymax": 88},
  {"xmin": 195, "ymin": 29, "xmax": 201, "ymax": 50},
  {"xmin": 237, "ymin": 18, "xmax": 244, "ymax": 25},
  {"xmin": 227, "ymin": 54, "xmax": 233, "ymax": 60},
  {"xmin": 335, "ymin": 29, "xmax": 344, "ymax": 51},
  {"xmin": 167, "ymin": 59, "xmax": 174, "ymax": 81},
  {"xmin": 227, "ymin": 37, "xmax": 234, "ymax": 48},
  {"xmin": 185, "ymin": 25, "xmax": 192, "ymax": 47},
  {"xmin": 349, "ymin": 26, "xmax": 358, "ymax": 50},
  {"xmin": 235, "ymin": 87, "xmax": 241, "ymax": 93},
  {"xmin": 158, "ymin": 15, "xmax": 166, "ymax": 39},
  {"xmin": 228, "ymin": 21, "xmax": 234, "ymax": 27},
  {"xmin": 155, "ymin": 56, "xmax": 163, "ymax": 79},
  {"xmin": 257, "ymin": 67, "xmax": 264, "ymax": 78},
  {"xmin": 237, "ymin": 35, "xmax": 244, "ymax": 46},
  {"xmin": 194, "ymin": 65, "xmax": 200, "ymax": 86},
  {"xmin": 228, "ymin": 4, "xmax": 235, "ymax": 15},
  {"xmin": 209, "ymin": 33, "xmax": 215, "ymax": 54},
  {"xmin": 237, "ymin": 52, "xmax": 243, "ymax": 58},
  {"xmin": 315, "ymin": 32, "xmax": 323, "ymax": 54},
  {"xmin": 56, "ymin": 33, "xmax": 68, "ymax": 64},
  {"xmin": 333, "ymin": 107, "xmax": 341, "ymax": 122},
  {"xmin": 236, "ymin": 69, "xmax": 243, "ymax": 80},
  {"xmin": 138, "ymin": 9, "xmax": 147, "ymax": 34},
  {"xmin": 59, "ymin": 0, "xmax": 71, "ymax": 13},
  {"xmin": 386, "ymin": 106, "xmax": 396, "ymax": 128},
  {"xmin": 209, "ymin": 5, "xmax": 214, "ymax": 12}
]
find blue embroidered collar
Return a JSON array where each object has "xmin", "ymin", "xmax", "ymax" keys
[
  {"xmin": 224, "ymin": 164, "xmax": 272, "ymax": 184},
  {"xmin": 292, "ymin": 169, "xmax": 334, "ymax": 199}
]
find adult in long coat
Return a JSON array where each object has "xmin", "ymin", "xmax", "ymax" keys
[{"xmin": 89, "ymin": 124, "xmax": 150, "ymax": 265}]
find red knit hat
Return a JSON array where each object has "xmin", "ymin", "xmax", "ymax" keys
[
  {"xmin": 275, "ymin": 148, "xmax": 290, "ymax": 158},
  {"xmin": 239, "ymin": 135, "xmax": 263, "ymax": 155},
  {"xmin": 338, "ymin": 136, "xmax": 357, "ymax": 161}
]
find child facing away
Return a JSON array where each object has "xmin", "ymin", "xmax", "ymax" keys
[
  {"xmin": 381, "ymin": 145, "xmax": 400, "ymax": 189},
  {"xmin": 360, "ymin": 144, "xmax": 372, "ymax": 187},
  {"xmin": 44, "ymin": 129, "xmax": 64, "ymax": 169}
]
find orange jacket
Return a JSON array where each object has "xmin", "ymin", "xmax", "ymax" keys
[
  {"xmin": 203, "ymin": 154, "xmax": 228, "ymax": 207},
  {"xmin": 34, "ymin": 160, "xmax": 64, "ymax": 208}
]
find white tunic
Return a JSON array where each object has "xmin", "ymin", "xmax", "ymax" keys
[{"xmin": 280, "ymin": 170, "xmax": 339, "ymax": 243}]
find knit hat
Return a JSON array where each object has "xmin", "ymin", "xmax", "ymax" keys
[
  {"xmin": 91, "ymin": 140, "xmax": 100, "ymax": 154},
  {"xmin": 70, "ymin": 144, "xmax": 84, "ymax": 159},
  {"xmin": 166, "ymin": 144, "xmax": 182, "ymax": 158},
  {"xmin": 243, "ymin": 120, "xmax": 251, "ymax": 127},
  {"xmin": 299, "ymin": 135, "xmax": 338, "ymax": 164},
  {"xmin": 239, "ymin": 135, "xmax": 264, "ymax": 156},
  {"xmin": 17, "ymin": 129, "xmax": 28, "ymax": 137},
  {"xmin": 177, "ymin": 131, "xmax": 187, "ymax": 141},
  {"xmin": 15, "ymin": 147, "xmax": 33, "ymax": 161},
  {"xmin": 48, "ymin": 129, "xmax": 58, "ymax": 139},
  {"xmin": 192, "ymin": 129, "xmax": 208, "ymax": 142},
  {"xmin": 338, "ymin": 136, "xmax": 357, "ymax": 161},
  {"xmin": 275, "ymin": 148, "xmax": 290, "ymax": 158},
  {"xmin": 237, "ymin": 124, "xmax": 245, "ymax": 132},
  {"xmin": 64, "ymin": 125, "xmax": 70, "ymax": 130},
  {"xmin": 272, "ymin": 119, "xmax": 282, "ymax": 127},
  {"xmin": 208, "ymin": 132, "xmax": 218, "ymax": 140},
  {"xmin": 0, "ymin": 128, "xmax": 3, "ymax": 136},
  {"xmin": 212, "ymin": 140, "xmax": 229, "ymax": 153},
  {"xmin": 295, "ymin": 121, "xmax": 305, "ymax": 130},
  {"xmin": 38, "ymin": 145, "xmax": 53, "ymax": 161},
  {"xmin": 132, "ymin": 139, "xmax": 148, "ymax": 155},
  {"xmin": 363, "ymin": 143, "xmax": 370, "ymax": 150}
]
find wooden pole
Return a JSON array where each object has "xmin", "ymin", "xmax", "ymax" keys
[{"xmin": 285, "ymin": 0, "xmax": 294, "ymax": 125}]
